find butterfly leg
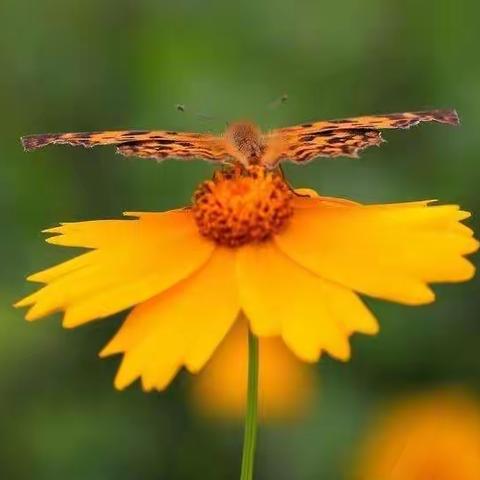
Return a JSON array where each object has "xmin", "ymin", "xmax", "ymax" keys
[{"xmin": 274, "ymin": 165, "xmax": 308, "ymax": 197}]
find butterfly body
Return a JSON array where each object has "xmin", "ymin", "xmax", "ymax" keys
[
  {"xmin": 224, "ymin": 121, "xmax": 265, "ymax": 166},
  {"xmin": 21, "ymin": 109, "xmax": 458, "ymax": 168}
]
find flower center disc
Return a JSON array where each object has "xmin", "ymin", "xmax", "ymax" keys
[{"xmin": 192, "ymin": 166, "xmax": 294, "ymax": 247}]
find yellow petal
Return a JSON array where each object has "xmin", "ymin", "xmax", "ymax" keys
[
  {"xmin": 44, "ymin": 218, "xmax": 140, "ymax": 248},
  {"xmin": 101, "ymin": 247, "xmax": 240, "ymax": 391},
  {"xmin": 42, "ymin": 212, "xmax": 173, "ymax": 248},
  {"xmin": 26, "ymin": 250, "xmax": 101, "ymax": 284},
  {"xmin": 293, "ymin": 190, "xmax": 359, "ymax": 209},
  {"xmin": 237, "ymin": 242, "xmax": 377, "ymax": 362},
  {"xmin": 16, "ymin": 210, "xmax": 215, "ymax": 326},
  {"xmin": 276, "ymin": 200, "xmax": 478, "ymax": 305}
]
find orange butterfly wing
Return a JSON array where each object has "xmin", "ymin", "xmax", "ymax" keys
[
  {"xmin": 265, "ymin": 109, "xmax": 459, "ymax": 165},
  {"xmin": 21, "ymin": 130, "xmax": 232, "ymax": 163}
]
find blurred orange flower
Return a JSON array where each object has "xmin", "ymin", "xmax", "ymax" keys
[
  {"xmin": 354, "ymin": 390, "xmax": 480, "ymax": 480},
  {"xmin": 16, "ymin": 166, "xmax": 478, "ymax": 391},
  {"xmin": 191, "ymin": 320, "xmax": 314, "ymax": 421}
]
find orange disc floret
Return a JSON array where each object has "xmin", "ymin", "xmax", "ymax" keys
[{"xmin": 192, "ymin": 165, "xmax": 294, "ymax": 247}]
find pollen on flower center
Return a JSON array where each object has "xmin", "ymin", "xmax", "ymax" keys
[{"xmin": 192, "ymin": 165, "xmax": 294, "ymax": 247}]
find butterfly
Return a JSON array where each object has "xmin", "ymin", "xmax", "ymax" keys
[{"xmin": 21, "ymin": 109, "xmax": 459, "ymax": 168}]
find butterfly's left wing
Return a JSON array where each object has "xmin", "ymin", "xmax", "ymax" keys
[
  {"xmin": 21, "ymin": 130, "xmax": 232, "ymax": 163},
  {"xmin": 264, "ymin": 109, "xmax": 459, "ymax": 166}
]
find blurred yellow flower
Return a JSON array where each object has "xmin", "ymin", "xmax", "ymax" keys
[
  {"xmin": 16, "ymin": 166, "xmax": 478, "ymax": 391},
  {"xmin": 354, "ymin": 390, "xmax": 480, "ymax": 480},
  {"xmin": 191, "ymin": 320, "xmax": 314, "ymax": 421}
]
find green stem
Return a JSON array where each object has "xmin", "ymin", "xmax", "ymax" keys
[{"xmin": 240, "ymin": 329, "xmax": 259, "ymax": 480}]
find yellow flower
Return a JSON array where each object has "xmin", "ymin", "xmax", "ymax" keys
[
  {"xmin": 354, "ymin": 390, "xmax": 480, "ymax": 480},
  {"xmin": 16, "ymin": 166, "xmax": 478, "ymax": 391},
  {"xmin": 191, "ymin": 320, "xmax": 314, "ymax": 421}
]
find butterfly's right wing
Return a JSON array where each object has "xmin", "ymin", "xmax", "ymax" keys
[
  {"xmin": 21, "ymin": 130, "xmax": 232, "ymax": 163},
  {"xmin": 263, "ymin": 109, "xmax": 459, "ymax": 166}
]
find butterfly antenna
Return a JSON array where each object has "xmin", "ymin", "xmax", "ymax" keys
[
  {"xmin": 176, "ymin": 104, "xmax": 219, "ymax": 125},
  {"xmin": 268, "ymin": 93, "xmax": 289, "ymax": 110},
  {"xmin": 196, "ymin": 112, "xmax": 217, "ymax": 122},
  {"xmin": 260, "ymin": 93, "xmax": 289, "ymax": 129}
]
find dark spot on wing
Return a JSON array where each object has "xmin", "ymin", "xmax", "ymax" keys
[
  {"xmin": 384, "ymin": 113, "xmax": 407, "ymax": 120},
  {"xmin": 121, "ymin": 130, "xmax": 149, "ymax": 136},
  {"xmin": 391, "ymin": 120, "xmax": 411, "ymax": 128},
  {"xmin": 295, "ymin": 148, "xmax": 310, "ymax": 156},
  {"xmin": 21, "ymin": 134, "xmax": 58, "ymax": 150}
]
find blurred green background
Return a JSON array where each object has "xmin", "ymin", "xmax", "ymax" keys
[{"xmin": 1, "ymin": 1, "xmax": 479, "ymax": 479}]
